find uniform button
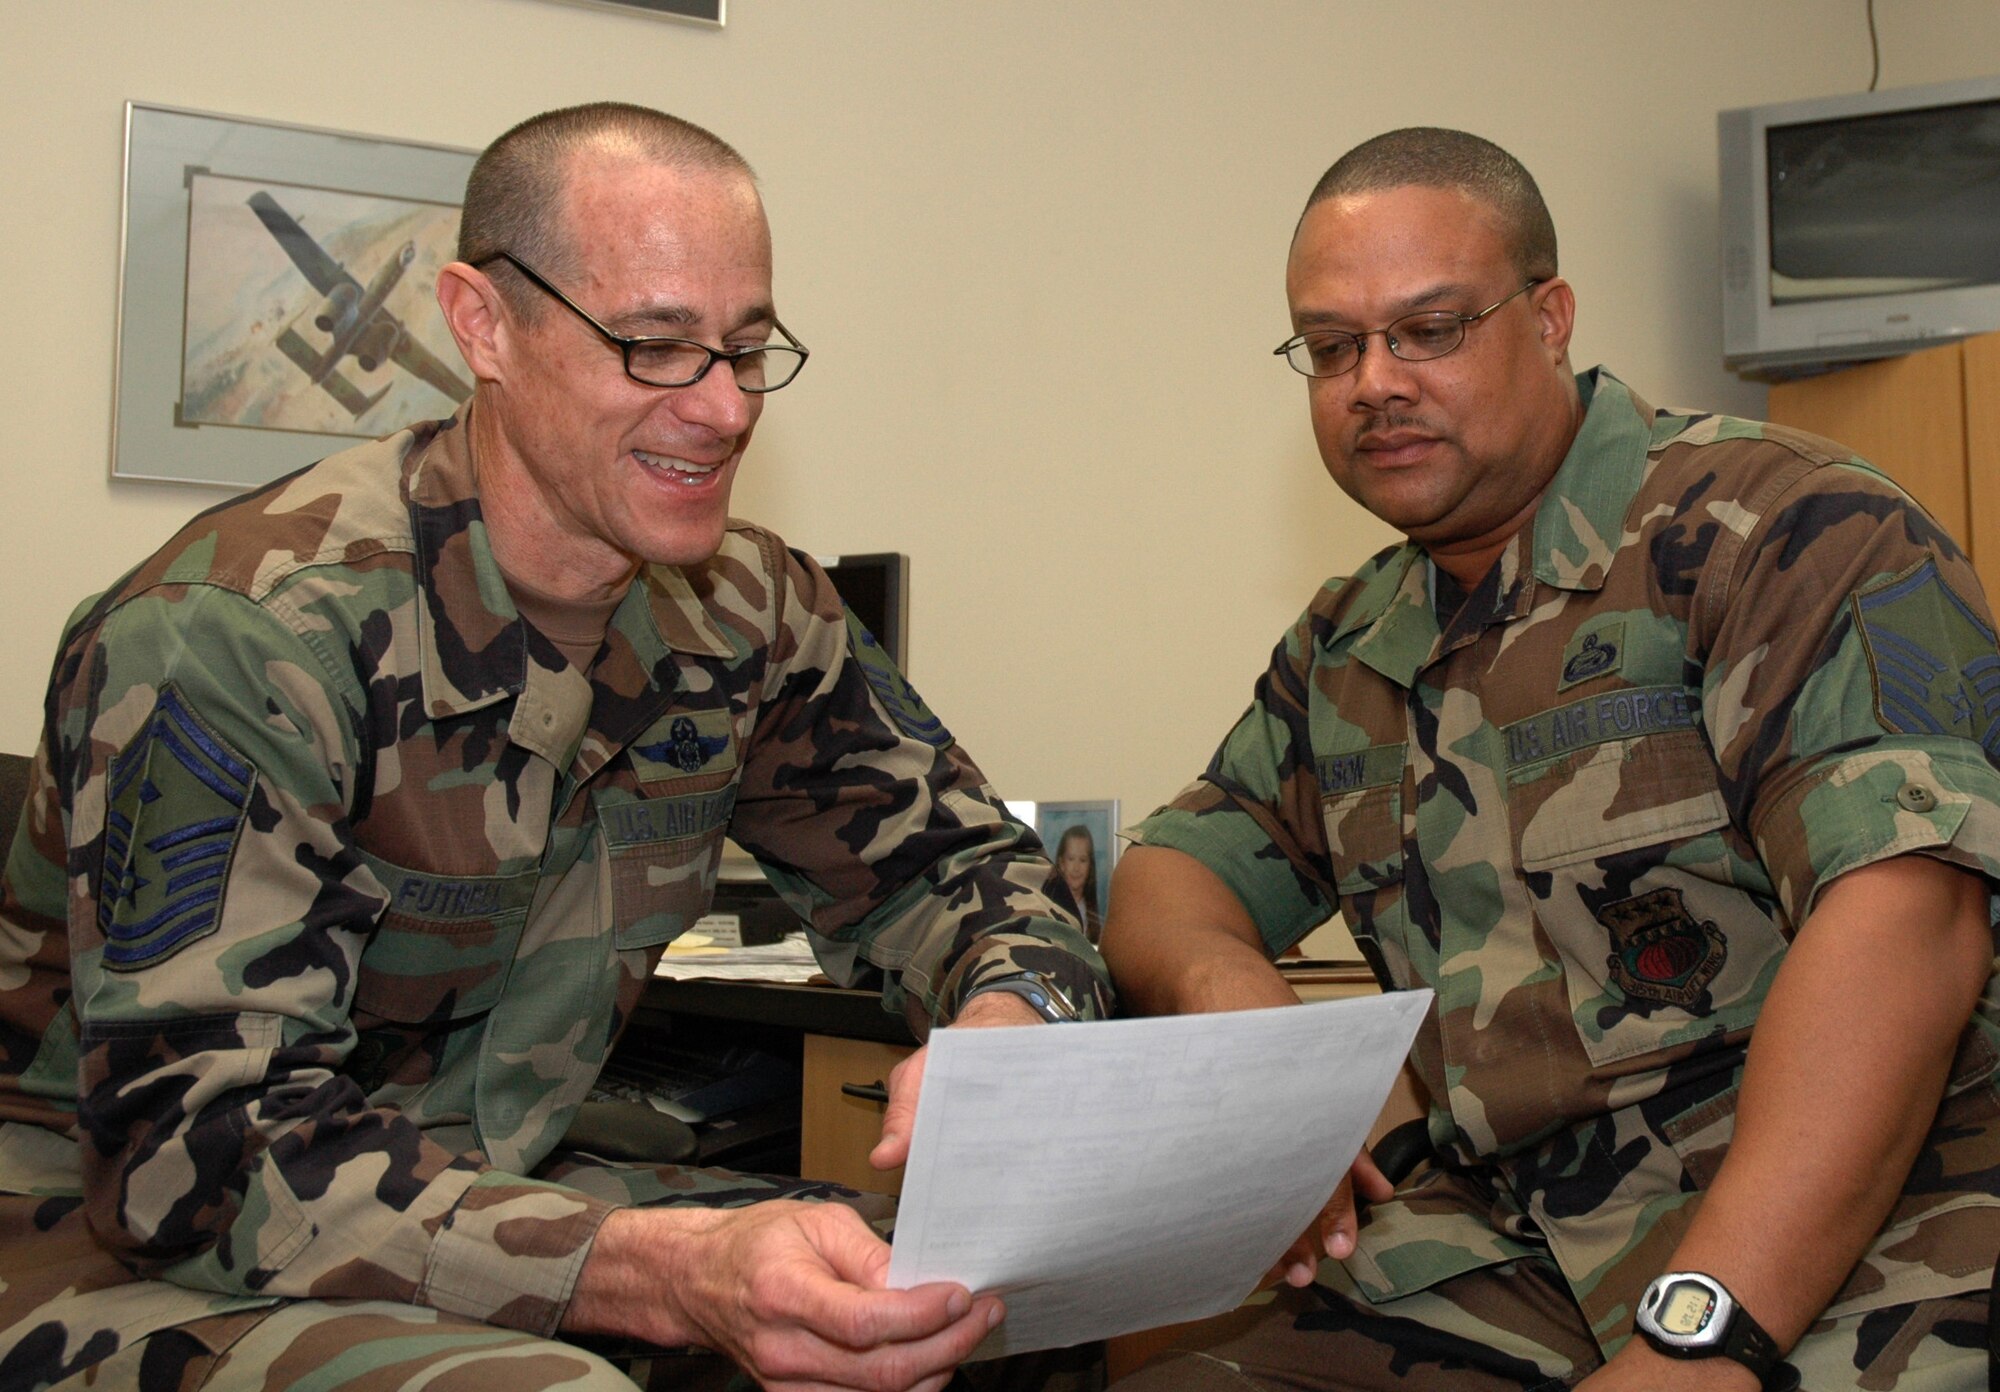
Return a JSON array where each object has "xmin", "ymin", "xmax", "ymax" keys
[
  {"xmin": 542, "ymin": 711, "xmax": 555, "ymax": 727},
  {"xmin": 1896, "ymin": 784, "xmax": 1938, "ymax": 813}
]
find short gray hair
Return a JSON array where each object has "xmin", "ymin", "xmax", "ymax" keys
[{"xmin": 458, "ymin": 102, "xmax": 754, "ymax": 313}]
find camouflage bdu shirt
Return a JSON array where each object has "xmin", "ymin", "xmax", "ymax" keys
[
  {"xmin": 1132, "ymin": 369, "xmax": 2000, "ymax": 1356},
  {"xmin": 0, "ymin": 411, "xmax": 1107, "ymax": 1359}
]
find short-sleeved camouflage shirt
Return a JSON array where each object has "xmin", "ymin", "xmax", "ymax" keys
[
  {"xmin": 0, "ymin": 410, "xmax": 1107, "ymax": 1350},
  {"xmin": 1133, "ymin": 370, "xmax": 2000, "ymax": 1352}
]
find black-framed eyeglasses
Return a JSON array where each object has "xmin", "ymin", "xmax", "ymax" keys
[
  {"xmin": 475, "ymin": 251, "xmax": 809, "ymax": 392},
  {"xmin": 1273, "ymin": 279, "xmax": 1545, "ymax": 379}
]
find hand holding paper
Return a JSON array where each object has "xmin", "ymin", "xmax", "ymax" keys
[{"xmin": 886, "ymin": 990, "xmax": 1432, "ymax": 1357}]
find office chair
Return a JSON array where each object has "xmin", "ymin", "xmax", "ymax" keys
[{"xmin": 560, "ymin": 1098, "xmax": 700, "ymax": 1165}]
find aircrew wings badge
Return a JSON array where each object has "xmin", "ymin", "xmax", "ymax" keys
[{"xmin": 632, "ymin": 710, "xmax": 737, "ymax": 779}]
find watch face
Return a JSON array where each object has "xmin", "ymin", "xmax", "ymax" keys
[{"xmin": 1657, "ymin": 1280, "xmax": 1718, "ymax": 1338}]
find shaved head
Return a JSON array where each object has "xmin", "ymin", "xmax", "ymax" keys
[{"xmin": 458, "ymin": 101, "xmax": 755, "ymax": 314}]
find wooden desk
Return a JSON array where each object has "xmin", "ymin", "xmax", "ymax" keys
[
  {"xmin": 638, "ymin": 964, "xmax": 1422, "ymax": 1200},
  {"xmin": 800, "ymin": 1033, "xmax": 915, "ymax": 1194}
]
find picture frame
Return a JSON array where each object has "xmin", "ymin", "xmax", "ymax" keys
[
  {"xmin": 111, "ymin": 102, "xmax": 478, "ymax": 489},
  {"xmin": 537, "ymin": 0, "xmax": 724, "ymax": 26},
  {"xmin": 1006, "ymin": 799, "xmax": 1119, "ymax": 943}
]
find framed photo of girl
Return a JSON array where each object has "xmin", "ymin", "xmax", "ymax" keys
[{"xmin": 1006, "ymin": 799, "xmax": 1118, "ymax": 945}]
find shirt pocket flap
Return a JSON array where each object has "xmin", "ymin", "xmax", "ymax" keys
[
  {"xmin": 594, "ymin": 784, "xmax": 736, "ymax": 951},
  {"xmin": 1516, "ymin": 729, "xmax": 1728, "ymax": 872},
  {"xmin": 1323, "ymin": 782, "xmax": 1404, "ymax": 895}
]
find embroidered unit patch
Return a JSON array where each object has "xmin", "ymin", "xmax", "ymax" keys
[
  {"xmin": 1600, "ymin": 886, "xmax": 1726, "ymax": 1009},
  {"xmin": 1854, "ymin": 559, "xmax": 2000, "ymax": 755},
  {"xmin": 99, "ymin": 687, "xmax": 256, "ymax": 970},
  {"xmin": 846, "ymin": 608, "xmax": 950, "ymax": 748}
]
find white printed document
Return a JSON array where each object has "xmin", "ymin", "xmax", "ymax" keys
[{"xmin": 886, "ymin": 990, "xmax": 1433, "ymax": 1357}]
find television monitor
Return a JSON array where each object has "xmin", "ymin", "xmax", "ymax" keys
[
  {"xmin": 1718, "ymin": 74, "xmax": 2000, "ymax": 377},
  {"xmin": 816, "ymin": 551, "xmax": 909, "ymax": 670}
]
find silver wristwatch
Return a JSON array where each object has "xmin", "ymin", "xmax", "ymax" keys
[
  {"xmin": 965, "ymin": 969, "xmax": 1083, "ymax": 1023},
  {"xmin": 1635, "ymin": 1271, "xmax": 1791, "ymax": 1388}
]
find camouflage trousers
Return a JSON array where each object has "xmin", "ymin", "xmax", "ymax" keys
[
  {"xmin": 1109, "ymin": 1257, "xmax": 1991, "ymax": 1391},
  {"xmin": 2, "ymin": 1154, "xmax": 889, "ymax": 1392}
]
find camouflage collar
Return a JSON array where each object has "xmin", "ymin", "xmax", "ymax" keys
[
  {"xmin": 644, "ymin": 565, "xmax": 741, "ymax": 660},
  {"xmin": 1324, "ymin": 369, "xmax": 1657, "ymax": 686},
  {"xmin": 1528, "ymin": 368, "xmax": 1656, "ymax": 592},
  {"xmin": 402, "ymin": 410, "xmax": 735, "ymax": 723},
  {"xmin": 1336, "ymin": 550, "xmax": 1431, "ymax": 684}
]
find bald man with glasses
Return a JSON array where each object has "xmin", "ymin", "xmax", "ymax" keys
[
  {"xmin": 0, "ymin": 102, "xmax": 1104, "ymax": 1392},
  {"xmin": 1103, "ymin": 127, "xmax": 2000, "ymax": 1390}
]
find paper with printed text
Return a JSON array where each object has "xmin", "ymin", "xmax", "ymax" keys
[{"xmin": 886, "ymin": 990, "xmax": 1433, "ymax": 1357}]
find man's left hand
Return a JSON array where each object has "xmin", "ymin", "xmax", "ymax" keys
[
  {"xmin": 870, "ymin": 989, "xmax": 1046, "ymax": 1171},
  {"xmin": 1261, "ymin": 1149, "xmax": 1394, "ymax": 1288}
]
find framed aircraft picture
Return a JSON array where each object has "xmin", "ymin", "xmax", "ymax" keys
[
  {"xmin": 111, "ymin": 103, "xmax": 478, "ymax": 488},
  {"xmin": 539, "ymin": 0, "xmax": 724, "ymax": 23}
]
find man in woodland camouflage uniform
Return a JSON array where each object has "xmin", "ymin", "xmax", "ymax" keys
[
  {"xmin": 1103, "ymin": 128, "xmax": 2000, "ymax": 1390},
  {"xmin": 0, "ymin": 103, "xmax": 1105, "ymax": 1392}
]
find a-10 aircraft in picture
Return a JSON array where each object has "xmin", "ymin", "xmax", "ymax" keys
[{"xmin": 247, "ymin": 189, "xmax": 473, "ymax": 418}]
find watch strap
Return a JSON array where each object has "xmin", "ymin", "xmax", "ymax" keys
[
  {"xmin": 963, "ymin": 970, "xmax": 1081, "ymax": 1023},
  {"xmin": 1638, "ymin": 1271, "xmax": 1791, "ymax": 1388},
  {"xmin": 1719, "ymin": 1299, "xmax": 1786, "ymax": 1385}
]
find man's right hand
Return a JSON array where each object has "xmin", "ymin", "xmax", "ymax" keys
[
  {"xmin": 565, "ymin": 1200, "xmax": 1002, "ymax": 1392},
  {"xmin": 872, "ymin": 986, "xmax": 1049, "ymax": 1172}
]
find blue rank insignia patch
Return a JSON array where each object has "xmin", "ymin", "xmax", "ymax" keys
[
  {"xmin": 99, "ymin": 686, "xmax": 256, "ymax": 970},
  {"xmin": 632, "ymin": 709, "xmax": 737, "ymax": 780},
  {"xmin": 846, "ymin": 608, "xmax": 950, "ymax": 749},
  {"xmin": 1854, "ymin": 559, "xmax": 2000, "ymax": 756}
]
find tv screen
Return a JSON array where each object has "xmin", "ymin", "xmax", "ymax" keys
[
  {"xmin": 1767, "ymin": 99, "xmax": 2000, "ymax": 305},
  {"xmin": 1719, "ymin": 74, "xmax": 2000, "ymax": 376}
]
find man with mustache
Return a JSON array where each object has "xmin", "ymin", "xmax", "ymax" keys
[{"xmin": 1104, "ymin": 128, "xmax": 2000, "ymax": 1390}]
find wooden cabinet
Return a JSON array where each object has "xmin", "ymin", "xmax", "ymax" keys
[
  {"xmin": 1767, "ymin": 331, "xmax": 2000, "ymax": 603},
  {"xmin": 800, "ymin": 1033, "xmax": 912, "ymax": 1196}
]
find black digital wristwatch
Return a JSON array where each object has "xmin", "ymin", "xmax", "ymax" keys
[{"xmin": 1635, "ymin": 1271, "xmax": 1795, "ymax": 1389}]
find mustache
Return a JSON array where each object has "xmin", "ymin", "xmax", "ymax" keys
[
  {"xmin": 1350, "ymin": 411, "xmax": 1445, "ymax": 448},
  {"xmin": 1353, "ymin": 411, "xmax": 1433, "ymax": 434}
]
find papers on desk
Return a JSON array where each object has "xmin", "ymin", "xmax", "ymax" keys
[
  {"xmin": 651, "ymin": 929, "xmax": 823, "ymax": 983},
  {"xmin": 887, "ymin": 990, "xmax": 1432, "ymax": 1358}
]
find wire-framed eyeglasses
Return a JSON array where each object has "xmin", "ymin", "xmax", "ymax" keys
[
  {"xmin": 476, "ymin": 251, "xmax": 809, "ymax": 392},
  {"xmin": 1273, "ymin": 279, "xmax": 1545, "ymax": 379}
]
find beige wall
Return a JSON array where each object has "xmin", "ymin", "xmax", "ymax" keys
[{"xmin": 4, "ymin": 1, "xmax": 1999, "ymax": 877}]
